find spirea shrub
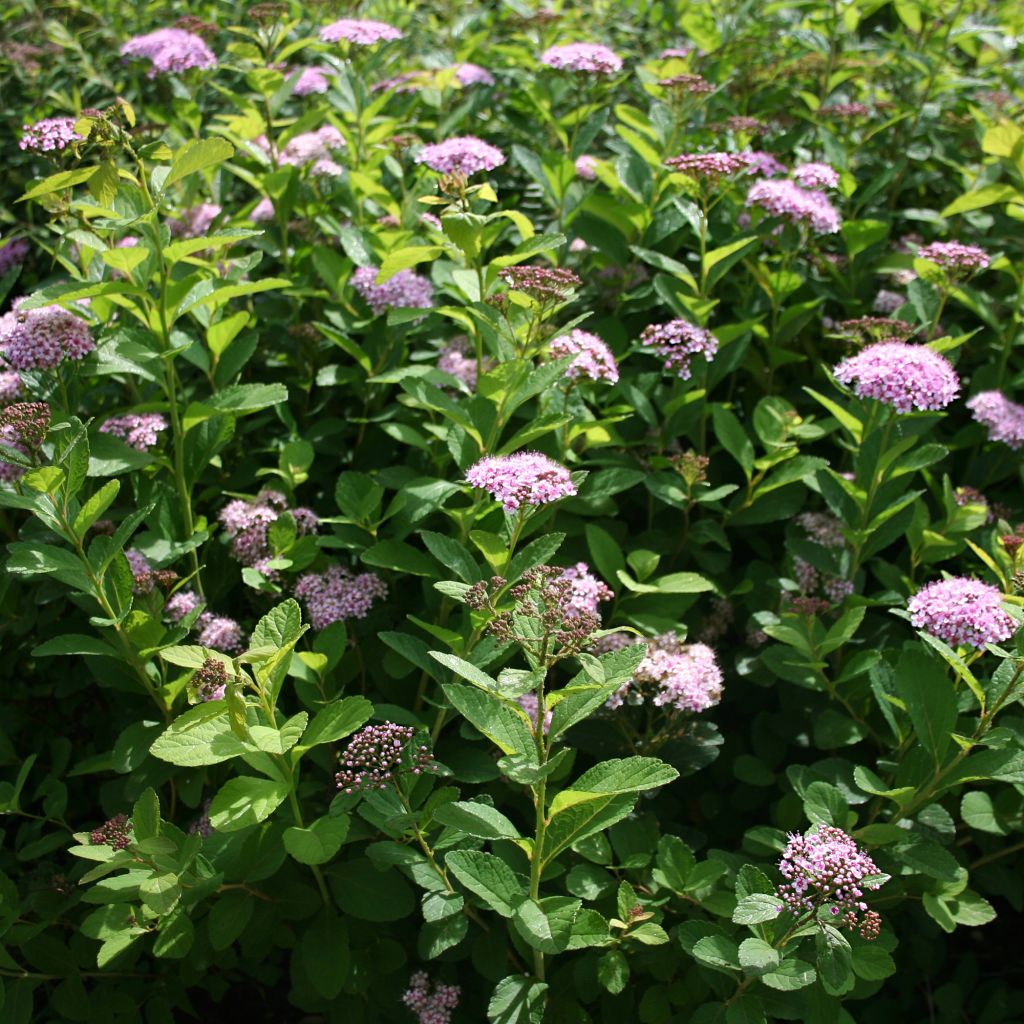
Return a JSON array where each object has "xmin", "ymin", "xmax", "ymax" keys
[{"xmin": 1, "ymin": 2, "xmax": 1024, "ymax": 1023}]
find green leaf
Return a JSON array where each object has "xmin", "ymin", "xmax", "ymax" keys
[
  {"xmin": 208, "ymin": 777, "xmax": 289, "ymax": 832},
  {"xmin": 446, "ymin": 850, "xmax": 527, "ymax": 918},
  {"xmin": 32, "ymin": 635, "xmax": 120, "ymax": 659},
  {"xmin": 150, "ymin": 705, "xmax": 253, "ymax": 767},
  {"xmin": 377, "ymin": 245, "xmax": 443, "ymax": 281},
  {"xmin": 513, "ymin": 896, "xmax": 580, "ymax": 954},
  {"xmin": 487, "ymin": 975, "xmax": 548, "ymax": 1024},
  {"xmin": 739, "ymin": 937, "xmax": 780, "ymax": 973},
  {"xmin": 430, "ymin": 651, "xmax": 500, "ymax": 692},
  {"xmin": 894, "ymin": 648, "xmax": 957, "ymax": 766},
  {"xmin": 654, "ymin": 834, "xmax": 696, "ymax": 891},
  {"xmin": 549, "ymin": 757, "xmax": 679, "ymax": 813},
  {"xmin": 598, "ymin": 949, "xmax": 629, "ymax": 994},
  {"xmin": 20, "ymin": 166, "xmax": 103, "ymax": 201},
  {"xmin": 732, "ymin": 893, "xmax": 783, "ymax": 925},
  {"xmin": 301, "ymin": 910, "xmax": 349, "ymax": 1001},
  {"xmin": 712, "ymin": 405, "xmax": 755, "ymax": 477},
  {"xmin": 208, "ymin": 891, "xmax": 254, "ymax": 951},
  {"xmin": 942, "ymin": 184, "xmax": 1020, "ymax": 216},
  {"xmin": 139, "ymin": 873, "xmax": 180, "ymax": 916},
  {"xmin": 251, "ymin": 599, "xmax": 304, "ymax": 650},
  {"xmin": 152, "ymin": 908, "xmax": 194, "ymax": 959},
  {"xmin": 165, "ymin": 138, "xmax": 234, "ymax": 189},
  {"xmin": 362, "ymin": 539, "xmax": 438, "ymax": 577},
  {"xmin": 815, "ymin": 926, "xmax": 854, "ymax": 996},
  {"xmin": 284, "ymin": 815, "xmax": 349, "ymax": 864},
  {"xmin": 73, "ymin": 480, "xmax": 120, "ymax": 538},
  {"xmin": 433, "ymin": 801, "xmax": 522, "ymax": 840},
  {"xmin": 851, "ymin": 944, "xmax": 896, "ymax": 981},
  {"xmin": 131, "ymin": 788, "xmax": 160, "ymax": 843},
  {"xmin": 761, "ymin": 958, "xmax": 816, "ymax": 991},
  {"xmin": 692, "ymin": 934, "xmax": 740, "ymax": 970},
  {"xmin": 442, "ymin": 683, "xmax": 536, "ymax": 758},
  {"xmin": 299, "ymin": 696, "xmax": 373, "ymax": 750}
]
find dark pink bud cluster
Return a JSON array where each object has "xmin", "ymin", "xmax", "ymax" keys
[
  {"xmin": 777, "ymin": 825, "xmax": 884, "ymax": 939},
  {"xmin": 402, "ymin": 971, "xmax": 460, "ymax": 1024},
  {"xmin": 192, "ymin": 658, "xmax": 228, "ymax": 702},
  {"xmin": 90, "ymin": 813, "xmax": 133, "ymax": 851},
  {"xmin": 336, "ymin": 723, "xmax": 439, "ymax": 794},
  {"xmin": 0, "ymin": 401, "xmax": 50, "ymax": 450},
  {"xmin": 658, "ymin": 72, "xmax": 714, "ymax": 93}
]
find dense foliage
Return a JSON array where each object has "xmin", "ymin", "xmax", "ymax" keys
[{"xmin": 2, "ymin": 1, "xmax": 1024, "ymax": 1021}]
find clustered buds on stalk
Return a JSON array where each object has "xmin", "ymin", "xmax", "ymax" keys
[
  {"xmin": 470, "ymin": 566, "xmax": 603, "ymax": 664},
  {"xmin": 335, "ymin": 723, "xmax": 441, "ymax": 794},
  {"xmin": 670, "ymin": 449, "xmax": 709, "ymax": 489},
  {"xmin": 90, "ymin": 813, "xmax": 133, "ymax": 851},
  {"xmin": 498, "ymin": 266, "xmax": 581, "ymax": 303},
  {"xmin": 192, "ymin": 658, "xmax": 228, "ymax": 702}
]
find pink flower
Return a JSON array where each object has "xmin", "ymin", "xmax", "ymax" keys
[
  {"xmin": 908, "ymin": 577, "xmax": 1015, "ymax": 649},
  {"xmin": 168, "ymin": 203, "xmax": 221, "ymax": 238},
  {"xmin": 746, "ymin": 178, "xmax": 841, "ymax": 234},
  {"xmin": 873, "ymin": 289, "xmax": 905, "ymax": 314},
  {"xmin": 917, "ymin": 240, "xmax": 989, "ymax": 272},
  {"xmin": 292, "ymin": 66, "xmax": 330, "ymax": 96},
  {"xmin": 295, "ymin": 566, "xmax": 387, "ymax": 628},
  {"xmin": 575, "ymin": 155, "xmax": 598, "ymax": 180},
  {"xmin": 966, "ymin": 390, "xmax": 1024, "ymax": 449},
  {"xmin": 402, "ymin": 972, "xmax": 460, "ymax": 1024},
  {"xmin": 196, "ymin": 612, "xmax": 243, "ymax": 654},
  {"xmin": 20, "ymin": 117, "xmax": 81, "ymax": 153},
  {"xmin": 541, "ymin": 43, "xmax": 622, "ymax": 74},
  {"xmin": 639, "ymin": 318, "xmax": 717, "ymax": 380},
  {"xmin": 352, "ymin": 267, "xmax": 434, "ymax": 314},
  {"xmin": 559, "ymin": 562, "xmax": 614, "ymax": 616},
  {"xmin": 0, "ymin": 300, "xmax": 94, "ymax": 370},
  {"xmin": 120, "ymin": 29, "xmax": 216, "ymax": 76},
  {"xmin": 741, "ymin": 151, "xmax": 787, "ymax": 177},
  {"xmin": 666, "ymin": 151, "xmax": 748, "ymax": 177},
  {"xmin": 99, "ymin": 413, "xmax": 168, "ymax": 451},
  {"xmin": 454, "ymin": 63, "xmax": 494, "ymax": 86},
  {"xmin": 250, "ymin": 197, "xmax": 275, "ymax": 222},
  {"xmin": 606, "ymin": 635, "xmax": 723, "ymax": 713},
  {"xmin": 465, "ymin": 452, "xmax": 576, "ymax": 511},
  {"xmin": 320, "ymin": 19, "xmax": 402, "ymax": 46},
  {"xmin": 165, "ymin": 589, "xmax": 203, "ymax": 623},
  {"xmin": 437, "ymin": 338, "xmax": 478, "ymax": 391},
  {"xmin": 777, "ymin": 825, "xmax": 884, "ymax": 938},
  {"xmin": 0, "ymin": 372, "xmax": 23, "ymax": 405},
  {"xmin": 0, "ymin": 238, "xmax": 30, "ymax": 276},
  {"xmin": 414, "ymin": 136, "xmax": 505, "ymax": 176},
  {"xmin": 549, "ymin": 328, "xmax": 618, "ymax": 383},
  {"xmin": 792, "ymin": 162, "xmax": 840, "ymax": 190},
  {"xmin": 833, "ymin": 341, "xmax": 959, "ymax": 413}
]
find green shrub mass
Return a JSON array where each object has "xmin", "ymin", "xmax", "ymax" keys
[{"xmin": 3, "ymin": 0, "xmax": 1024, "ymax": 1021}]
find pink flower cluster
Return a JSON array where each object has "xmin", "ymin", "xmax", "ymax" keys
[
  {"xmin": 792, "ymin": 162, "xmax": 840, "ymax": 189},
  {"xmin": 516, "ymin": 693, "xmax": 552, "ymax": 734},
  {"xmin": 465, "ymin": 452, "xmax": 576, "ymax": 511},
  {"xmin": 742, "ymin": 151, "xmax": 787, "ymax": 177},
  {"xmin": 250, "ymin": 197, "xmax": 275, "ymax": 223},
  {"xmin": 873, "ymin": 289, "xmax": 905, "ymax": 314},
  {"xmin": 917, "ymin": 240, "xmax": 989, "ymax": 272},
  {"xmin": 336, "ymin": 723, "xmax": 437, "ymax": 794},
  {"xmin": 606, "ymin": 635, "xmax": 723, "ymax": 713},
  {"xmin": 168, "ymin": 203, "xmax": 222, "ymax": 239},
  {"xmin": 908, "ymin": 577, "xmax": 1016, "ymax": 649},
  {"xmin": 639, "ymin": 318, "xmax": 718, "ymax": 380},
  {"xmin": 295, "ymin": 565, "xmax": 388, "ymax": 629},
  {"xmin": 120, "ymin": 29, "xmax": 216, "ymax": 76},
  {"xmin": 777, "ymin": 825, "xmax": 884, "ymax": 936},
  {"xmin": 20, "ymin": 117, "xmax": 82, "ymax": 153},
  {"xmin": 0, "ymin": 238, "xmax": 30, "ymax": 276},
  {"xmin": 437, "ymin": 338, "xmax": 478, "ymax": 390},
  {"xmin": 165, "ymin": 589, "xmax": 202, "ymax": 623},
  {"xmin": 454, "ymin": 63, "xmax": 494, "ymax": 86},
  {"xmin": 402, "ymin": 972, "xmax": 460, "ymax": 1024},
  {"xmin": 292, "ymin": 66, "xmax": 330, "ymax": 96},
  {"xmin": 0, "ymin": 300, "xmax": 94, "ymax": 370},
  {"xmin": 257, "ymin": 126, "xmax": 344, "ymax": 175},
  {"xmin": 550, "ymin": 329, "xmax": 619, "ymax": 383},
  {"xmin": 218, "ymin": 490, "xmax": 319, "ymax": 568},
  {"xmin": 966, "ymin": 390, "xmax": 1024, "ymax": 449},
  {"xmin": 575, "ymin": 155, "xmax": 598, "ymax": 180},
  {"xmin": 833, "ymin": 341, "xmax": 959, "ymax": 413},
  {"xmin": 541, "ymin": 43, "xmax": 622, "ymax": 74},
  {"xmin": 352, "ymin": 267, "xmax": 434, "ymax": 314},
  {"xmin": 99, "ymin": 413, "xmax": 168, "ymax": 451},
  {"xmin": 746, "ymin": 178, "xmax": 841, "ymax": 234},
  {"xmin": 196, "ymin": 612, "xmax": 244, "ymax": 654},
  {"xmin": 0, "ymin": 372, "xmax": 22, "ymax": 404},
  {"xmin": 414, "ymin": 136, "xmax": 506, "ymax": 176},
  {"xmin": 560, "ymin": 563, "xmax": 614, "ymax": 616},
  {"xmin": 320, "ymin": 19, "xmax": 403, "ymax": 46},
  {"xmin": 666, "ymin": 151, "xmax": 749, "ymax": 177}
]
